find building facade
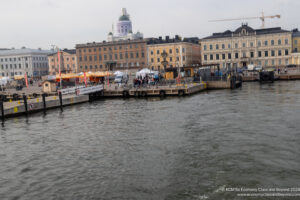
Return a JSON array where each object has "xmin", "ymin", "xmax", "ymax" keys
[
  {"xmin": 0, "ymin": 48, "xmax": 52, "ymax": 77},
  {"xmin": 76, "ymin": 39, "xmax": 147, "ymax": 72},
  {"xmin": 147, "ymin": 36, "xmax": 201, "ymax": 71},
  {"xmin": 200, "ymin": 24, "xmax": 292, "ymax": 69},
  {"xmin": 292, "ymin": 29, "xmax": 300, "ymax": 53},
  {"xmin": 48, "ymin": 49, "xmax": 77, "ymax": 75},
  {"xmin": 107, "ymin": 8, "xmax": 143, "ymax": 42}
]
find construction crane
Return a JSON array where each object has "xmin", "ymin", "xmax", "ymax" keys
[{"xmin": 209, "ymin": 12, "xmax": 281, "ymax": 28}]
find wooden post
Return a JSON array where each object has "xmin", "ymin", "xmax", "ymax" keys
[
  {"xmin": 59, "ymin": 92, "xmax": 63, "ymax": 111},
  {"xmin": 0, "ymin": 100, "xmax": 4, "ymax": 121},
  {"xmin": 42, "ymin": 93, "xmax": 47, "ymax": 113},
  {"xmin": 23, "ymin": 94, "xmax": 28, "ymax": 115}
]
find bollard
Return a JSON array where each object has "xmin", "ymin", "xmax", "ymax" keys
[
  {"xmin": 0, "ymin": 100, "xmax": 4, "ymax": 121},
  {"xmin": 23, "ymin": 94, "xmax": 28, "ymax": 115},
  {"xmin": 42, "ymin": 93, "xmax": 47, "ymax": 113},
  {"xmin": 59, "ymin": 92, "xmax": 63, "ymax": 111}
]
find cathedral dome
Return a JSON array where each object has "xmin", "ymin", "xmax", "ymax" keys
[{"xmin": 119, "ymin": 15, "xmax": 130, "ymax": 21}]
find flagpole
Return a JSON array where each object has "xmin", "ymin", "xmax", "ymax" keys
[{"xmin": 57, "ymin": 48, "xmax": 62, "ymax": 90}]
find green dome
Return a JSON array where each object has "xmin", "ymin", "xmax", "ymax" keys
[
  {"xmin": 119, "ymin": 15, "xmax": 130, "ymax": 21},
  {"xmin": 108, "ymin": 32, "xmax": 113, "ymax": 35}
]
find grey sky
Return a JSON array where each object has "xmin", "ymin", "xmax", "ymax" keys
[{"xmin": 0, "ymin": 0, "xmax": 299, "ymax": 49}]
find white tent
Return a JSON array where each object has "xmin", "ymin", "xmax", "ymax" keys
[
  {"xmin": 114, "ymin": 71, "xmax": 123, "ymax": 76},
  {"xmin": 0, "ymin": 77, "xmax": 10, "ymax": 86},
  {"xmin": 136, "ymin": 68, "xmax": 158, "ymax": 78}
]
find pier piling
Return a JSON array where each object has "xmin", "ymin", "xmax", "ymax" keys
[
  {"xmin": 59, "ymin": 92, "xmax": 63, "ymax": 111},
  {"xmin": 42, "ymin": 93, "xmax": 47, "ymax": 113},
  {"xmin": 23, "ymin": 94, "xmax": 28, "ymax": 115},
  {"xmin": 0, "ymin": 100, "xmax": 4, "ymax": 121}
]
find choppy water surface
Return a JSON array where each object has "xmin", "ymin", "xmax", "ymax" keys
[{"xmin": 0, "ymin": 81, "xmax": 300, "ymax": 200}]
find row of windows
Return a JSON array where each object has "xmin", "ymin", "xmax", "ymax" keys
[
  {"xmin": 52, "ymin": 64, "xmax": 75, "ymax": 69},
  {"xmin": 78, "ymin": 44, "xmax": 145, "ymax": 53},
  {"xmin": 204, "ymin": 49, "xmax": 289, "ymax": 61},
  {"xmin": 1, "ymin": 72, "xmax": 23, "ymax": 76},
  {"xmin": 51, "ymin": 57, "xmax": 75, "ymax": 62},
  {"xmin": 150, "ymin": 56, "xmax": 185, "ymax": 63},
  {"xmin": 0, "ymin": 56, "xmax": 47, "ymax": 62},
  {"xmin": 220, "ymin": 59, "xmax": 289, "ymax": 67},
  {"xmin": 33, "ymin": 63, "xmax": 48, "ymax": 68},
  {"xmin": 204, "ymin": 39, "xmax": 289, "ymax": 50},
  {"xmin": 1, "ymin": 63, "xmax": 29, "ymax": 70},
  {"xmin": 150, "ymin": 48, "xmax": 185, "ymax": 55},
  {"xmin": 79, "ymin": 62, "xmax": 144, "ymax": 70},
  {"xmin": 79, "ymin": 52, "xmax": 145, "ymax": 62}
]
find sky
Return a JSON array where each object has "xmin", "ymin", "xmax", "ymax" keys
[{"xmin": 0, "ymin": 0, "xmax": 299, "ymax": 49}]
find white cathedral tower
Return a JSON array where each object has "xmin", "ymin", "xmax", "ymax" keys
[{"xmin": 107, "ymin": 8, "xmax": 143, "ymax": 42}]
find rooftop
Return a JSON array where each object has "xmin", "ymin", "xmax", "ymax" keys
[
  {"xmin": 147, "ymin": 36, "xmax": 199, "ymax": 45},
  {"xmin": 0, "ymin": 48, "xmax": 53, "ymax": 56},
  {"xmin": 76, "ymin": 38, "xmax": 147, "ymax": 48},
  {"xmin": 202, "ymin": 24, "xmax": 291, "ymax": 40}
]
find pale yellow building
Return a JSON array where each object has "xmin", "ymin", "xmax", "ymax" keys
[
  {"xmin": 292, "ymin": 29, "xmax": 300, "ymax": 53},
  {"xmin": 200, "ymin": 24, "xmax": 292, "ymax": 69},
  {"xmin": 147, "ymin": 36, "xmax": 201, "ymax": 71},
  {"xmin": 291, "ymin": 53, "xmax": 300, "ymax": 65}
]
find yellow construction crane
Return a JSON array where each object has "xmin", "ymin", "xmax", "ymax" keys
[{"xmin": 209, "ymin": 12, "xmax": 281, "ymax": 28}]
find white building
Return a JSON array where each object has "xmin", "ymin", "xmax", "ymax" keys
[
  {"xmin": 107, "ymin": 8, "xmax": 143, "ymax": 42},
  {"xmin": 0, "ymin": 47, "xmax": 52, "ymax": 78}
]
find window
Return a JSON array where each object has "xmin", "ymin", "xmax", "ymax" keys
[
  {"xmin": 176, "ymin": 57, "xmax": 179, "ymax": 61},
  {"xmin": 265, "ymin": 60, "xmax": 268, "ymax": 66},
  {"xmin": 242, "ymin": 52, "xmax": 246, "ymax": 57},
  {"xmin": 204, "ymin": 55, "xmax": 207, "ymax": 61},
  {"xmin": 99, "ymin": 55, "xmax": 102, "ymax": 60},
  {"xmin": 94, "ymin": 55, "xmax": 97, "ymax": 61},
  {"xmin": 216, "ymin": 44, "xmax": 219, "ymax": 50},
  {"xmin": 130, "ymin": 53, "xmax": 134, "ymax": 58},
  {"xmin": 136, "ymin": 52, "xmax": 139, "ymax": 58},
  {"xmin": 79, "ymin": 57, "xmax": 82, "ymax": 61},
  {"xmin": 258, "ymin": 41, "xmax": 261, "ymax": 47},
  {"xmin": 89, "ymin": 56, "xmax": 92, "ymax": 61},
  {"xmin": 204, "ymin": 45, "xmax": 207, "ymax": 50},
  {"xmin": 109, "ymin": 54, "xmax": 112, "ymax": 60},
  {"xmin": 295, "ymin": 40, "xmax": 298, "ymax": 45},
  {"xmin": 151, "ymin": 58, "xmax": 154, "ymax": 63},
  {"xmin": 285, "ymin": 39, "xmax": 289, "ymax": 45},
  {"xmin": 242, "ymin": 43, "xmax": 246, "ymax": 48},
  {"xmin": 271, "ymin": 40, "xmax": 275, "ymax": 45},
  {"xmin": 264, "ymin": 40, "xmax": 268, "ymax": 46},
  {"xmin": 183, "ymin": 56, "xmax": 185, "ymax": 61},
  {"xmin": 182, "ymin": 48, "xmax": 185, "ymax": 53},
  {"xmin": 157, "ymin": 50, "xmax": 160, "ymax": 54},
  {"xmin": 157, "ymin": 58, "xmax": 160, "ymax": 62},
  {"xmin": 271, "ymin": 50, "xmax": 275, "ymax": 57},
  {"xmin": 119, "ymin": 53, "xmax": 123, "ymax": 59},
  {"xmin": 235, "ymin": 53, "xmax": 239, "ymax": 59},
  {"xmin": 285, "ymin": 59, "xmax": 289, "ymax": 65},
  {"xmin": 235, "ymin": 43, "xmax": 238, "ymax": 48},
  {"xmin": 250, "ymin": 52, "xmax": 254, "ymax": 58},
  {"xmin": 151, "ymin": 51, "xmax": 153, "ymax": 55},
  {"xmin": 169, "ymin": 49, "xmax": 173, "ymax": 54},
  {"xmin": 222, "ymin": 44, "xmax": 225, "ymax": 49},
  {"xmin": 272, "ymin": 60, "xmax": 275, "ymax": 65},
  {"xmin": 104, "ymin": 54, "xmax": 107, "ymax": 60},
  {"xmin": 90, "ymin": 65, "xmax": 93, "ymax": 69},
  {"xmin": 209, "ymin": 45, "xmax": 213, "ymax": 50},
  {"xmin": 285, "ymin": 49, "xmax": 289, "ymax": 55},
  {"xmin": 210, "ymin": 54, "xmax": 213, "ymax": 60},
  {"xmin": 250, "ymin": 42, "xmax": 254, "ymax": 47},
  {"xmin": 169, "ymin": 57, "xmax": 173, "ymax": 61},
  {"xmin": 125, "ymin": 53, "xmax": 128, "ymax": 58},
  {"xmin": 141, "ymin": 52, "xmax": 145, "ymax": 58},
  {"xmin": 228, "ymin": 44, "xmax": 231, "ymax": 49},
  {"xmin": 265, "ymin": 51, "xmax": 268, "ymax": 57},
  {"xmin": 84, "ymin": 56, "xmax": 87, "ymax": 61},
  {"xmin": 222, "ymin": 54, "xmax": 225, "ymax": 59},
  {"xmin": 85, "ymin": 66, "xmax": 88, "ymax": 70},
  {"xmin": 228, "ymin": 53, "xmax": 231, "ymax": 59},
  {"xmin": 278, "ymin": 50, "xmax": 282, "ymax": 56},
  {"xmin": 176, "ymin": 48, "xmax": 179, "ymax": 53},
  {"xmin": 115, "ymin": 54, "xmax": 118, "ymax": 59}
]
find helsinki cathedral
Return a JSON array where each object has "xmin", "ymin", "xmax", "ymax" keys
[{"xmin": 107, "ymin": 8, "xmax": 143, "ymax": 42}]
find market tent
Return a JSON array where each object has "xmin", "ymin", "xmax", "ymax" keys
[
  {"xmin": 114, "ymin": 71, "xmax": 123, "ymax": 76},
  {"xmin": 136, "ymin": 68, "xmax": 158, "ymax": 78}
]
